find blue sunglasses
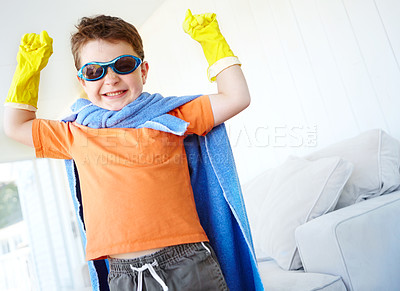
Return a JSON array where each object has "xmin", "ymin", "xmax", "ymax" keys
[{"xmin": 78, "ymin": 55, "xmax": 142, "ymax": 81}]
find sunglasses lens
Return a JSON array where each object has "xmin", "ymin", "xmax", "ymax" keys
[
  {"xmin": 82, "ymin": 64, "xmax": 104, "ymax": 80},
  {"xmin": 114, "ymin": 56, "xmax": 138, "ymax": 73}
]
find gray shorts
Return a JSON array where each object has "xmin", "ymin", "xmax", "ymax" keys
[{"xmin": 107, "ymin": 242, "xmax": 228, "ymax": 291}]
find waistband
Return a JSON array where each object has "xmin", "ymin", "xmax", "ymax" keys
[{"xmin": 108, "ymin": 242, "xmax": 210, "ymax": 274}]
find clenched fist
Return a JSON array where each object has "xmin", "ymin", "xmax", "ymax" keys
[
  {"xmin": 5, "ymin": 31, "xmax": 53, "ymax": 111},
  {"xmin": 183, "ymin": 9, "xmax": 240, "ymax": 81}
]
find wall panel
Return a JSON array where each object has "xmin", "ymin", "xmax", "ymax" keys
[{"xmin": 141, "ymin": 0, "xmax": 400, "ymax": 182}]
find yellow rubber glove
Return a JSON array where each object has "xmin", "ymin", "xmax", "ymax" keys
[
  {"xmin": 5, "ymin": 31, "xmax": 53, "ymax": 111},
  {"xmin": 183, "ymin": 9, "xmax": 240, "ymax": 82}
]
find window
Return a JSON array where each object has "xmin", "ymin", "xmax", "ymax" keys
[
  {"xmin": 0, "ymin": 181, "xmax": 23, "ymax": 229},
  {"xmin": 0, "ymin": 159, "xmax": 90, "ymax": 291}
]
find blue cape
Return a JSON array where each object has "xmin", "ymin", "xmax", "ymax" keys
[{"xmin": 63, "ymin": 92, "xmax": 264, "ymax": 291}]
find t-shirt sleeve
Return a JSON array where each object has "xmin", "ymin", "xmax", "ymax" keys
[
  {"xmin": 168, "ymin": 95, "xmax": 215, "ymax": 136},
  {"xmin": 32, "ymin": 119, "xmax": 74, "ymax": 159}
]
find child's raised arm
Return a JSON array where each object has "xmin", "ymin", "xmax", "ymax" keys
[
  {"xmin": 3, "ymin": 31, "xmax": 53, "ymax": 147},
  {"xmin": 183, "ymin": 10, "xmax": 250, "ymax": 126}
]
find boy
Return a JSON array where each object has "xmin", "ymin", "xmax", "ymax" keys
[{"xmin": 4, "ymin": 10, "xmax": 253, "ymax": 291}]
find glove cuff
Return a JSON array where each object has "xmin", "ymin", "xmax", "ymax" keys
[
  {"xmin": 207, "ymin": 56, "xmax": 241, "ymax": 82},
  {"xmin": 4, "ymin": 102, "xmax": 37, "ymax": 112}
]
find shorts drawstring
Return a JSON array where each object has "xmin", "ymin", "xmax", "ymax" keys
[
  {"xmin": 130, "ymin": 260, "xmax": 168, "ymax": 291},
  {"xmin": 201, "ymin": 241, "xmax": 211, "ymax": 254}
]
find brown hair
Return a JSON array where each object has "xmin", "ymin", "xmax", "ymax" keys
[{"xmin": 71, "ymin": 15, "xmax": 144, "ymax": 70}]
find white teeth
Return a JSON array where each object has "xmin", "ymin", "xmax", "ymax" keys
[{"xmin": 105, "ymin": 91, "xmax": 124, "ymax": 97}]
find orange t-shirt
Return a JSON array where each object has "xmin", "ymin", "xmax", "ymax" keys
[{"xmin": 32, "ymin": 95, "xmax": 214, "ymax": 260}]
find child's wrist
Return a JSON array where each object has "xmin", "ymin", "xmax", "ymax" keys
[
  {"xmin": 4, "ymin": 102, "xmax": 38, "ymax": 112},
  {"xmin": 207, "ymin": 56, "xmax": 241, "ymax": 82},
  {"xmin": 5, "ymin": 74, "xmax": 40, "ymax": 112}
]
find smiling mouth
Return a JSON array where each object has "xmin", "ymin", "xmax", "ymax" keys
[{"xmin": 104, "ymin": 90, "xmax": 126, "ymax": 97}]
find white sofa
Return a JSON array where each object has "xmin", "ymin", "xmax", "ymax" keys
[{"xmin": 242, "ymin": 129, "xmax": 400, "ymax": 291}]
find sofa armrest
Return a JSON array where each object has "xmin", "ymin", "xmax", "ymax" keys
[{"xmin": 295, "ymin": 191, "xmax": 400, "ymax": 291}]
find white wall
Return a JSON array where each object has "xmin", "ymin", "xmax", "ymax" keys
[{"xmin": 140, "ymin": 0, "xmax": 400, "ymax": 183}]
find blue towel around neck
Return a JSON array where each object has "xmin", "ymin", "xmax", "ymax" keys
[{"xmin": 63, "ymin": 92, "xmax": 264, "ymax": 291}]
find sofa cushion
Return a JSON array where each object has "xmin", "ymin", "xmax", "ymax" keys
[
  {"xmin": 295, "ymin": 191, "xmax": 400, "ymax": 291},
  {"xmin": 258, "ymin": 259, "xmax": 346, "ymax": 291},
  {"xmin": 243, "ymin": 156, "xmax": 353, "ymax": 270},
  {"xmin": 305, "ymin": 129, "xmax": 400, "ymax": 209}
]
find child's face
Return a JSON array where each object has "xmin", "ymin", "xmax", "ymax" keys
[{"xmin": 78, "ymin": 39, "xmax": 149, "ymax": 111}]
